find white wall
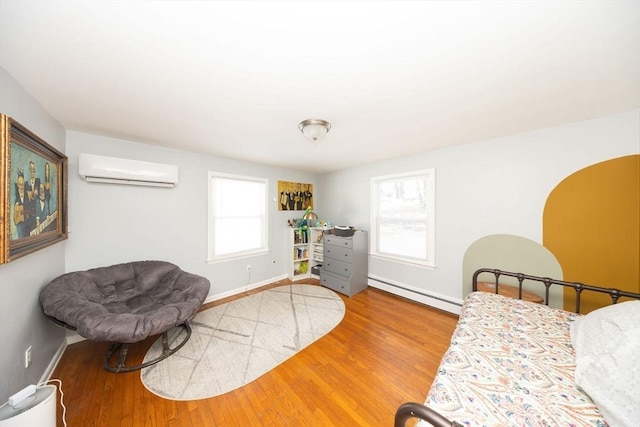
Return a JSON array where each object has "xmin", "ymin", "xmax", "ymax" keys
[
  {"xmin": 0, "ymin": 67, "xmax": 67, "ymax": 402},
  {"xmin": 318, "ymin": 109, "xmax": 640, "ymax": 313},
  {"xmin": 65, "ymin": 132, "xmax": 317, "ymax": 298}
]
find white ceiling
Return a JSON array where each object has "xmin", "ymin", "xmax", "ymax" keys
[{"xmin": 1, "ymin": 1, "xmax": 638, "ymax": 173}]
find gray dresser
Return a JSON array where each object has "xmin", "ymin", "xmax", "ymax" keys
[{"xmin": 320, "ymin": 231, "xmax": 368, "ymax": 297}]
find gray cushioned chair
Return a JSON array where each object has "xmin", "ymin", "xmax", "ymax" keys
[{"xmin": 40, "ymin": 260, "xmax": 210, "ymax": 373}]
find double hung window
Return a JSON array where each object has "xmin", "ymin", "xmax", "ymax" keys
[
  {"xmin": 370, "ymin": 169, "xmax": 435, "ymax": 267},
  {"xmin": 208, "ymin": 172, "xmax": 268, "ymax": 262}
]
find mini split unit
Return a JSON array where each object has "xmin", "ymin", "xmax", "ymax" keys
[{"xmin": 78, "ymin": 153, "xmax": 179, "ymax": 188}]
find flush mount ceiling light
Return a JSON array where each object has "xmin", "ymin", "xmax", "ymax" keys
[{"xmin": 298, "ymin": 119, "xmax": 331, "ymax": 143}]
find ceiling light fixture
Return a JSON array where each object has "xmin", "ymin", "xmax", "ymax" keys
[{"xmin": 298, "ymin": 119, "xmax": 331, "ymax": 143}]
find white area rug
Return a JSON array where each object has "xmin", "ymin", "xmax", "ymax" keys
[{"xmin": 140, "ymin": 284, "xmax": 345, "ymax": 400}]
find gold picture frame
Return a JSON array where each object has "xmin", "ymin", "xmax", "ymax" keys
[
  {"xmin": 278, "ymin": 180, "xmax": 313, "ymax": 211},
  {"xmin": 1, "ymin": 114, "xmax": 68, "ymax": 263}
]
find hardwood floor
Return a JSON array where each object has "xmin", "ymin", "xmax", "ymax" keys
[{"xmin": 51, "ymin": 280, "xmax": 458, "ymax": 426}]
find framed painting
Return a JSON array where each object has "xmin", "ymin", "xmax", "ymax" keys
[
  {"xmin": 278, "ymin": 180, "xmax": 313, "ymax": 211},
  {"xmin": 1, "ymin": 114, "xmax": 68, "ymax": 263}
]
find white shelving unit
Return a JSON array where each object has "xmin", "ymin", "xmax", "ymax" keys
[
  {"xmin": 309, "ymin": 227, "xmax": 331, "ymax": 279},
  {"xmin": 288, "ymin": 227, "xmax": 309, "ymax": 281},
  {"xmin": 287, "ymin": 227, "xmax": 332, "ymax": 281}
]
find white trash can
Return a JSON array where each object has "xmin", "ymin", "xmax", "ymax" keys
[{"xmin": 0, "ymin": 385, "xmax": 56, "ymax": 427}]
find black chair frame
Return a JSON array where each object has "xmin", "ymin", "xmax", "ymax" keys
[{"xmin": 46, "ymin": 315, "xmax": 192, "ymax": 373}]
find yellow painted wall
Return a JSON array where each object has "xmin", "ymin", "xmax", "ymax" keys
[{"xmin": 543, "ymin": 155, "xmax": 639, "ymax": 313}]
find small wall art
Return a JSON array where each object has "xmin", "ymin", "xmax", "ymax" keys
[{"xmin": 277, "ymin": 180, "xmax": 313, "ymax": 211}]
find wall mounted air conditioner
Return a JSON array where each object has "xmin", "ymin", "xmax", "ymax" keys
[{"xmin": 78, "ymin": 153, "xmax": 178, "ymax": 188}]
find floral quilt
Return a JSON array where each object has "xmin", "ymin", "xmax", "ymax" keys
[{"xmin": 420, "ymin": 292, "xmax": 607, "ymax": 426}]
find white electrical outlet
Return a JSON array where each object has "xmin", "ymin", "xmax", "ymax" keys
[
  {"xmin": 25, "ymin": 346, "xmax": 32, "ymax": 368},
  {"xmin": 246, "ymin": 264, "xmax": 252, "ymax": 271}
]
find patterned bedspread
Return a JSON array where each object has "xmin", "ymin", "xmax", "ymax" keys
[{"xmin": 420, "ymin": 292, "xmax": 607, "ymax": 426}]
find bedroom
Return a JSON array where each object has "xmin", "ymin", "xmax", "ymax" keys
[{"xmin": 0, "ymin": 1, "xmax": 638, "ymax": 425}]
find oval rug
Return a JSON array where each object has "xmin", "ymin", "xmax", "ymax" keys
[{"xmin": 140, "ymin": 284, "xmax": 345, "ymax": 400}]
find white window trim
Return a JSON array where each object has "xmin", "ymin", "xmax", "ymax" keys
[
  {"xmin": 207, "ymin": 171, "xmax": 269, "ymax": 263},
  {"xmin": 370, "ymin": 169, "xmax": 436, "ymax": 268}
]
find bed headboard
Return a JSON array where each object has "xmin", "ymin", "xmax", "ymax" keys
[{"xmin": 472, "ymin": 268, "xmax": 640, "ymax": 314}]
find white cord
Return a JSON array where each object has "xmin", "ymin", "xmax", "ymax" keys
[{"xmin": 38, "ymin": 378, "xmax": 68, "ymax": 427}]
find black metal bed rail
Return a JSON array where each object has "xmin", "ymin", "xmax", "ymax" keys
[
  {"xmin": 472, "ymin": 267, "xmax": 640, "ymax": 314},
  {"xmin": 394, "ymin": 402, "xmax": 463, "ymax": 427}
]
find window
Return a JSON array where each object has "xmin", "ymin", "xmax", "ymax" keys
[
  {"xmin": 208, "ymin": 172, "xmax": 268, "ymax": 262},
  {"xmin": 370, "ymin": 169, "xmax": 435, "ymax": 267}
]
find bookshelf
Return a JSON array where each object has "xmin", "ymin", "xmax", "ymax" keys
[
  {"xmin": 288, "ymin": 227, "xmax": 309, "ymax": 281},
  {"xmin": 288, "ymin": 227, "xmax": 331, "ymax": 281},
  {"xmin": 309, "ymin": 227, "xmax": 330, "ymax": 279}
]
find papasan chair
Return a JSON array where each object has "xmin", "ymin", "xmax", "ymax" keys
[{"xmin": 40, "ymin": 260, "xmax": 210, "ymax": 373}]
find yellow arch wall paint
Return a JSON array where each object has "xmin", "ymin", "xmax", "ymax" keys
[{"xmin": 543, "ymin": 155, "xmax": 639, "ymax": 313}]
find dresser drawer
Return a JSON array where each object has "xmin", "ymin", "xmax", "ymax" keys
[
  {"xmin": 320, "ymin": 269, "xmax": 351, "ymax": 295},
  {"xmin": 324, "ymin": 235, "xmax": 353, "ymax": 249},
  {"xmin": 323, "ymin": 257, "xmax": 352, "ymax": 277},
  {"xmin": 324, "ymin": 245, "xmax": 352, "ymax": 262}
]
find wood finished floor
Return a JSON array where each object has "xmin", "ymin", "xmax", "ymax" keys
[{"xmin": 51, "ymin": 280, "xmax": 459, "ymax": 426}]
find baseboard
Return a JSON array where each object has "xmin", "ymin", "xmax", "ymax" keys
[
  {"xmin": 40, "ymin": 340, "xmax": 67, "ymax": 383},
  {"xmin": 203, "ymin": 274, "xmax": 288, "ymax": 304},
  {"xmin": 66, "ymin": 330, "xmax": 85, "ymax": 345},
  {"xmin": 368, "ymin": 275, "xmax": 463, "ymax": 315}
]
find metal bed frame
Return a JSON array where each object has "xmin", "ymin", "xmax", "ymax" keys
[
  {"xmin": 472, "ymin": 268, "xmax": 640, "ymax": 313},
  {"xmin": 394, "ymin": 268, "xmax": 640, "ymax": 427}
]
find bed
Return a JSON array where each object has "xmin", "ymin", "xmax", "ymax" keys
[{"xmin": 395, "ymin": 268, "xmax": 640, "ymax": 427}]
